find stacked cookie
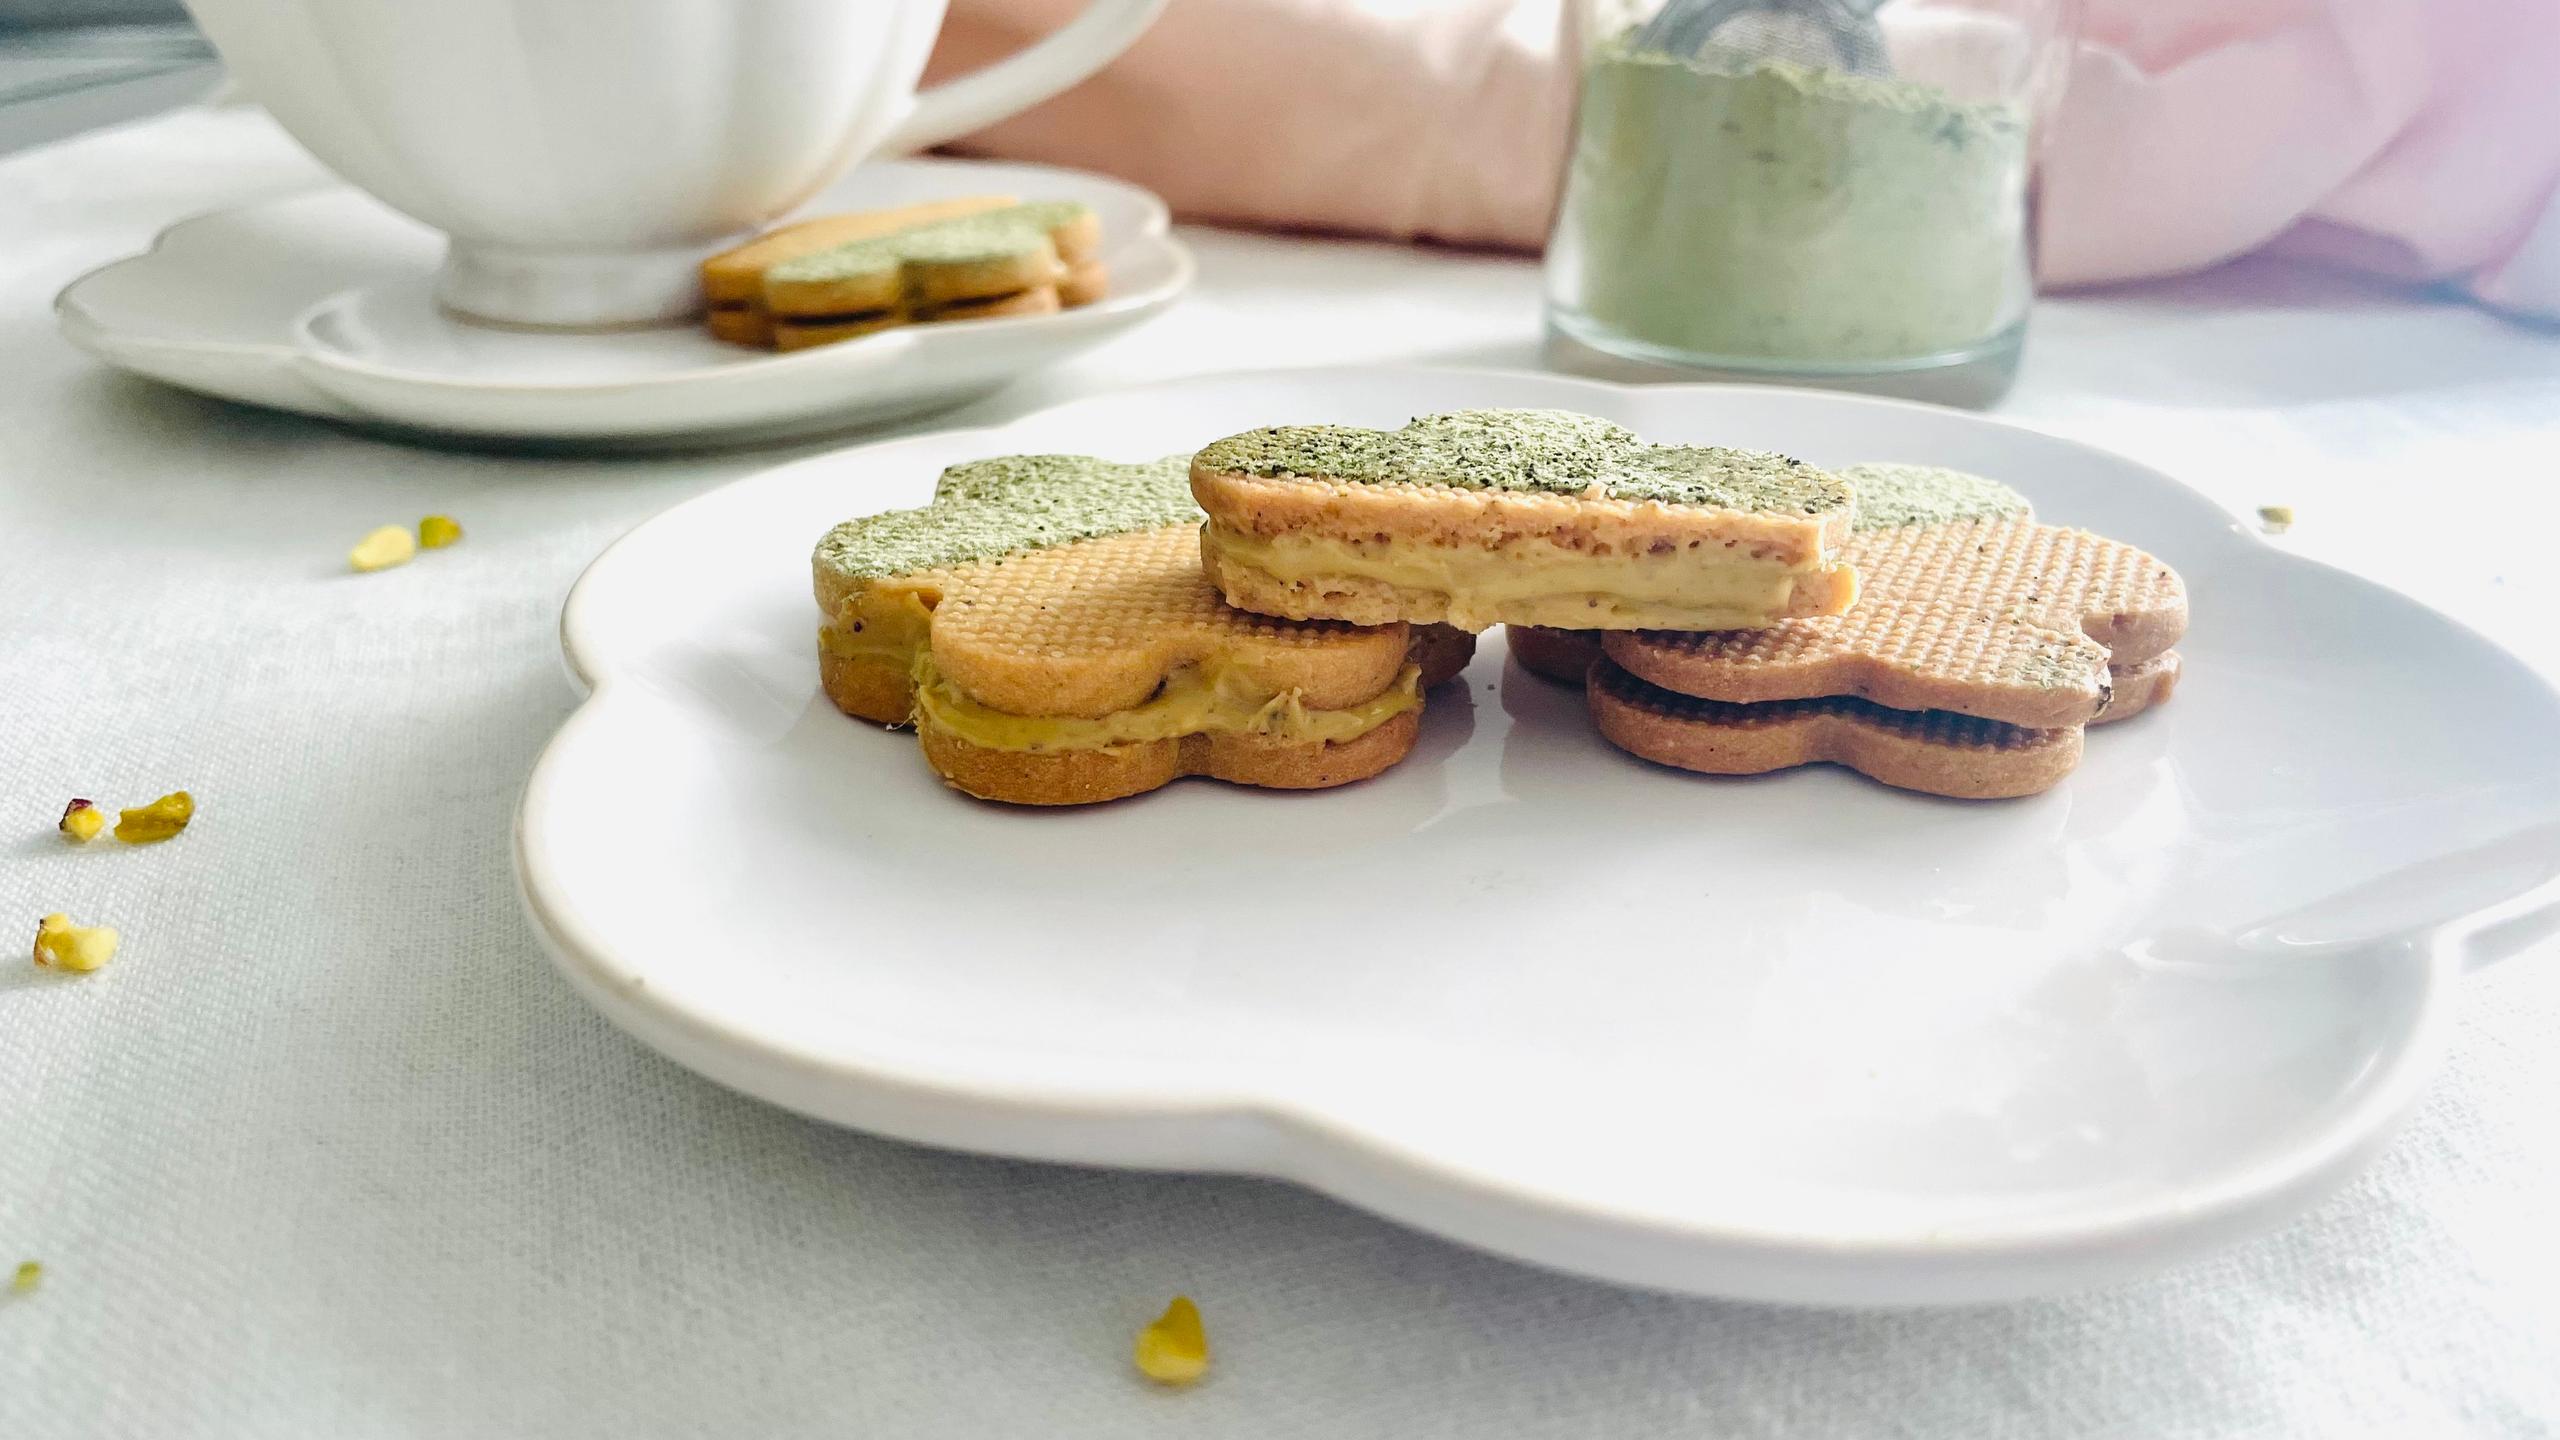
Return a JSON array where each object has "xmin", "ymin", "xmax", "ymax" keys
[
  {"xmin": 1507, "ymin": 464, "xmax": 2185, "ymax": 797},
  {"xmin": 812, "ymin": 455, "xmax": 1472, "ymax": 805},
  {"xmin": 810, "ymin": 409, "xmax": 2186, "ymax": 804},
  {"xmin": 705, "ymin": 197, "xmax": 1107, "ymax": 351},
  {"xmin": 1187, "ymin": 412, "xmax": 2184, "ymax": 800}
]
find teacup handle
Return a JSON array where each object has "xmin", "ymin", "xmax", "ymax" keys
[{"xmin": 886, "ymin": 0, "xmax": 1170, "ymax": 154}]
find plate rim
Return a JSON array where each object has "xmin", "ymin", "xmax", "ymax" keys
[
  {"xmin": 50, "ymin": 156, "xmax": 1196, "ymax": 416},
  {"xmin": 517, "ymin": 364, "xmax": 2549, "ymax": 1303}
]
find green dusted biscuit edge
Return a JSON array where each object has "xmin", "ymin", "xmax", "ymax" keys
[
  {"xmin": 1839, "ymin": 463, "xmax": 2031, "ymax": 532},
  {"xmin": 769, "ymin": 201, "xmax": 1093, "ymax": 285},
  {"xmin": 814, "ymin": 454, "xmax": 1198, "ymax": 582},
  {"xmin": 1192, "ymin": 409, "xmax": 1852, "ymax": 517}
]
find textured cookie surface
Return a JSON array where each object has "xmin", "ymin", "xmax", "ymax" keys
[
  {"xmin": 1515, "ymin": 622, "xmax": 2182, "ymax": 728},
  {"xmin": 702, "ymin": 195, "xmax": 1016, "ymax": 346},
  {"xmin": 1590, "ymin": 659, "xmax": 2082, "ymax": 800},
  {"xmin": 1191, "ymin": 409, "xmax": 1859, "ymax": 632},
  {"xmin": 1606, "ymin": 464, "xmax": 2187, "ymax": 728},
  {"xmin": 766, "ymin": 201, "xmax": 1100, "ymax": 313},
  {"xmin": 813, "ymin": 454, "xmax": 1440, "ymax": 805},
  {"xmin": 723, "ymin": 200, "xmax": 1106, "ymax": 352}
]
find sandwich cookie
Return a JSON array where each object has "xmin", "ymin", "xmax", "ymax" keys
[
  {"xmin": 1190, "ymin": 409, "xmax": 1859, "ymax": 633},
  {"xmin": 1586, "ymin": 463, "xmax": 2187, "ymax": 798},
  {"xmin": 760, "ymin": 200, "xmax": 1107, "ymax": 352},
  {"xmin": 700, "ymin": 195, "xmax": 1018, "ymax": 347},
  {"xmin": 814, "ymin": 455, "xmax": 1471, "ymax": 805}
]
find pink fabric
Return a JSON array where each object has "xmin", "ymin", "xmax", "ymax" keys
[
  {"xmin": 931, "ymin": 0, "xmax": 2560, "ymax": 317},
  {"xmin": 2042, "ymin": 0, "xmax": 2560, "ymax": 316}
]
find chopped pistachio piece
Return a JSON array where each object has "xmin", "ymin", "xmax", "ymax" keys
[
  {"xmin": 114, "ymin": 791, "xmax": 193, "ymax": 844},
  {"xmin": 58, "ymin": 799, "xmax": 103, "ymax": 844},
  {"xmin": 1134, "ymin": 1295, "xmax": 1210, "ymax": 1386},
  {"xmin": 33, "ymin": 914, "xmax": 117, "ymax": 973},
  {"xmin": 350, "ymin": 524, "xmax": 418, "ymax": 573}
]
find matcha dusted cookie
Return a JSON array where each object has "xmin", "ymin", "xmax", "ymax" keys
[
  {"xmin": 1579, "ymin": 463, "xmax": 2187, "ymax": 799},
  {"xmin": 813, "ymin": 453, "xmax": 1472, "ymax": 806},
  {"xmin": 701, "ymin": 195, "xmax": 1018, "ymax": 347},
  {"xmin": 1189, "ymin": 409, "xmax": 1859, "ymax": 633},
  {"xmin": 757, "ymin": 200, "xmax": 1107, "ymax": 352}
]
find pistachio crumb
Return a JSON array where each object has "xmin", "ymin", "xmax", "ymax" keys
[
  {"xmin": 350, "ymin": 524, "xmax": 417, "ymax": 573},
  {"xmin": 114, "ymin": 791, "xmax": 193, "ymax": 844},
  {"xmin": 1134, "ymin": 1296, "xmax": 1210, "ymax": 1387},
  {"xmin": 58, "ymin": 799, "xmax": 103, "ymax": 844},
  {"xmin": 33, "ymin": 914, "xmax": 117, "ymax": 973}
]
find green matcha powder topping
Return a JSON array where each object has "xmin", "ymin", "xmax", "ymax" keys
[
  {"xmin": 1837, "ymin": 463, "xmax": 2029, "ymax": 531},
  {"xmin": 769, "ymin": 201, "xmax": 1093, "ymax": 284},
  {"xmin": 1194, "ymin": 409, "xmax": 1852, "ymax": 517},
  {"xmin": 815, "ymin": 454, "xmax": 1196, "ymax": 581}
]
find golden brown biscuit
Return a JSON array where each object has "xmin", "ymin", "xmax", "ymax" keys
[
  {"xmin": 763, "ymin": 200, "xmax": 1100, "ymax": 327},
  {"xmin": 702, "ymin": 195, "xmax": 1016, "ymax": 346},
  {"xmin": 771, "ymin": 285, "xmax": 1065, "ymax": 351},
  {"xmin": 814, "ymin": 455, "xmax": 1433, "ymax": 806}
]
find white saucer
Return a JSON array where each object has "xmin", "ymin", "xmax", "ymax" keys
[
  {"xmin": 516, "ymin": 367, "xmax": 2560, "ymax": 1305},
  {"xmin": 54, "ymin": 158, "xmax": 1192, "ymax": 448}
]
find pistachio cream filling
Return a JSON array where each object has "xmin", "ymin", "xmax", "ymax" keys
[
  {"xmin": 910, "ymin": 655, "xmax": 1421, "ymax": 754},
  {"xmin": 1202, "ymin": 526, "xmax": 1852, "ymax": 631}
]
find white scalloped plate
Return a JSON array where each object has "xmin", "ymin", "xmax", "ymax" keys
[
  {"xmin": 517, "ymin": 367, "xmax": 2560, "ymax": 1305},
  {"xmin": 53, "ymin": 157, "xmax": 1190, "ymax": 448}
]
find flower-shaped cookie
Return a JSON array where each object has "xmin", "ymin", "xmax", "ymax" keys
[{"xmin": 813, "ymin": 454, "xmax": 1470, "ymax": 806}]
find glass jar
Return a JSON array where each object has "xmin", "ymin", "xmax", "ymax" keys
[{"xmin": 1544, "ymin": 0, "xmax": 2079, "ymax": 404}]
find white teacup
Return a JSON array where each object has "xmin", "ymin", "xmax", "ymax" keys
[{"xmin": 182, "ymin": 0, "xmax": 1166, "ymax": 328}]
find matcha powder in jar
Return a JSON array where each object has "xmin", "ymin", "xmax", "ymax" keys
[{"xmin": 1545, "ymin": 0, "xmax": 2077, "ymax": 399}]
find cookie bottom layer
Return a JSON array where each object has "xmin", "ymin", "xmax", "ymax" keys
[
  {"xmin": 1521, "ymin": 627, "xmax": 2183, "ymax": 727},
  {"xmin": 820, "ymin": 638, "xmax": 1430, "ymax": 805},
  {"xmin": 1507, "ymin": 625, "xmax": 1604, "ymax": 684},
  {"xmin": 912, "ymin": 656, "xmax": 1421, "ymax": 753},
  {"xmin": 920, "ymin": 705, "xmax": 1420, "ymax": 805},
  {"xmin": 1203, "ymin": 525, "xmax": 1855, "ymax": 633},
  {"xmin": 1410, "ymin": 623, "xmax": 1479, "ymax": 690},
  {"xmin": 1588, "ymin": 659, "xmax": 2082, "ymax": 800}
]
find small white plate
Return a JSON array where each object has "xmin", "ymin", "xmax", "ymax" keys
[
  {"xmin": 54, "ymin": 157, "xmax": 1192, "ymax": 448},
  {"xmin": 517, "ymin": 367, "xmax": 2560, "ymax": 1305}
]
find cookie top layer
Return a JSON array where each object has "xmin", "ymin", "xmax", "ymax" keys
[
  {"xmin": 1840, "ymin": 463, "xmax": 2028, "ymax": 532},
  {"xmin": 814, "ymin": 454, "xmax": 1194, "ymax": 583},
  {"xmin": 1193, "ymin": 409, "xmax": 1851, "ymax": 517},
  {"xmin": 769, "ymin": 201, "xmax": 1093, "ymax": 284}
]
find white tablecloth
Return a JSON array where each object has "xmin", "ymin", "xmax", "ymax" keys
[{"xmin": 5, "ymin": 107, "xmax": 2559, "ymax": 1439}]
